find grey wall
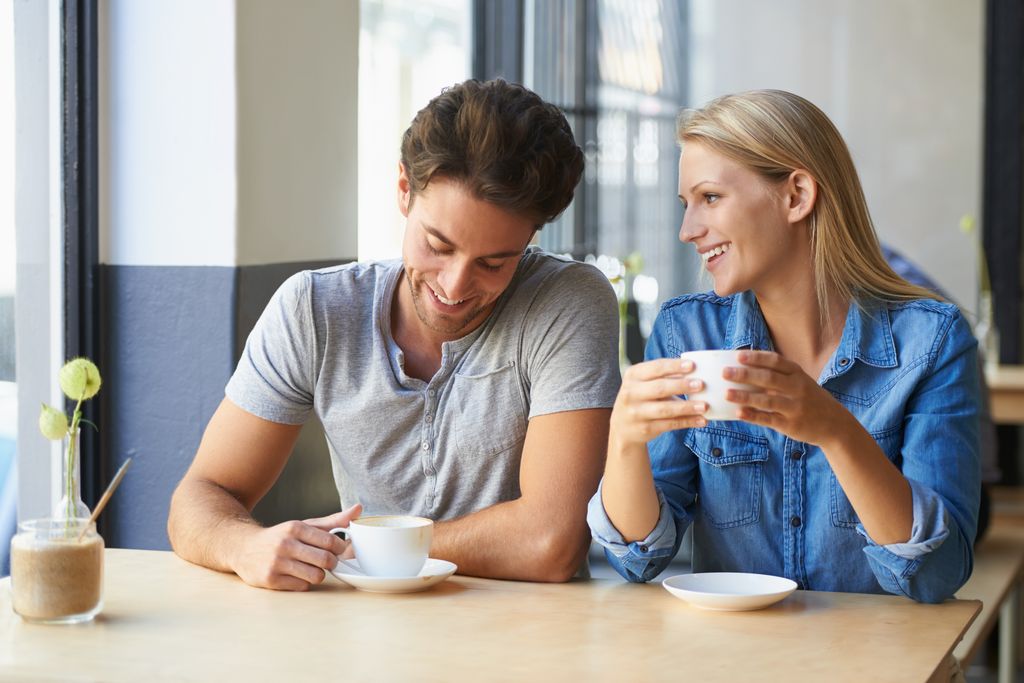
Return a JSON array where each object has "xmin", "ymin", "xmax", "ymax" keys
[
  {"xmin": 101, "ymin": 266, "xmax": 236, "ymax": 549},
  {"xmin": 102, "ymin": 261, "xmax": 347, "ymax": 549}
]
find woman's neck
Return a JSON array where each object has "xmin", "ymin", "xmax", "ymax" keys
[{"xmin": 756, "ymin": 277, "xmax": 849, "ymax": 383}]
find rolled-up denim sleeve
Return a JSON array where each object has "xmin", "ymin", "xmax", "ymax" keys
[
  {"xmin": 858, "ymin": 311, "xmax": 980, "ymax": 603},
  {"xmin": 587, "ymin": 481, "xmax": 685, "ymax": 582}
]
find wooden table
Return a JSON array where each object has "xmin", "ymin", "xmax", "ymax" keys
[
  {"xmin": 0, "ymin": 550, "xmax": 980, "ymax": 682},
  {"xmin": 986, "ymin": 365, "xmax": 1024, "ymax": 425}
]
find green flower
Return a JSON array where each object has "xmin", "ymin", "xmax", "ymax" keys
[
  {"xmin": 59, "ymin": 358, "xmax": 103, "ymax": 401},
  {"xmin": 38, "ymin": 403, "xmax": 69, "ymax": 441}
]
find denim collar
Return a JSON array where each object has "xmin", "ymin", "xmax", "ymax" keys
[{"xmin": 724, "ymin": 291, "xmax": 898, "ymax": 379}]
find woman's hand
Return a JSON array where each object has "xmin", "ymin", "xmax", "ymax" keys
[
  {"xmin": 724, "ymin": 350, "xmax": 852, "ymax": 446},
  {"xmin": 610, "ymin": 357, "xmax": 709, "ymax": 447}
]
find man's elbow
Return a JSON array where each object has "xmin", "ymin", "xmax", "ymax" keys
[{"xmin": 531, "ymin": 528, "xmax": 590, "ymax": 583}]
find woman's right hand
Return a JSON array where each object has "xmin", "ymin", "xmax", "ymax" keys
[{"xmin": 610, "ymin": 358, "xmax": 708, "ymax": 448}]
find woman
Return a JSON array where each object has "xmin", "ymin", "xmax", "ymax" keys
[{"xmin": 588, "ymin": 90, "xmax": 980, "ymax": 604}]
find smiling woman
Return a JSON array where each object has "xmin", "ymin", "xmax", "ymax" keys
[{"xmin": 589, "ymin": 89, "xmax": 982, "ymax": 606}]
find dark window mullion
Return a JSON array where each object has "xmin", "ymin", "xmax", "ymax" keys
[{"xmin": 61, "ymin": 0, "xmax": 102, "ymax": 511}]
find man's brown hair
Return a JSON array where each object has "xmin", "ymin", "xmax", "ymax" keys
[{"xmin": 400, "ymin": 79, "xmax": 584, "ymax": 227}]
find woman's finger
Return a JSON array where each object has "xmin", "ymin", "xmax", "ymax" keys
[
  {"xmin": 726, "ymin": 388, "xmax": 793, "ymax": 414},
  {"xmin": 736, "ymin": 350, "xmax": 796, "ymax": 373}
]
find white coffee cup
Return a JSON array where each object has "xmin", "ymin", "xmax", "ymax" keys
[
  {"xmin": 679, "ymin": 350, "xmax": 759, "ymax": 421},
  {"xmin": 332, "ymin": 515, "xmax": 433, "ymax": 578}
]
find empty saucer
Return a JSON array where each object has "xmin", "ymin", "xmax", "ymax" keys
[{"xmin": 662, "ymin": 572, "xmax": 798, "ymax": 611}]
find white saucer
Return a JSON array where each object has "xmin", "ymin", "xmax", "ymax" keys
[
  {"xmin": 330, "ymin": 558, "xmax": 457, "ymax": 593},
  {"xmin": 662, "ymin": 572, "xmax": 798, "ymax": 611}
]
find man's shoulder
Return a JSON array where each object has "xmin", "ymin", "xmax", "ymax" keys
[
  {"xmin": 295, "ymin": 259, "xmax": 401, "ymax": 305},
  {"xmin": 509, "ymin": 248, "xmax": 614, "ymax": 300}
]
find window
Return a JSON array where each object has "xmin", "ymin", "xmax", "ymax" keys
[
  {"xmin": 523, "ymin": 0, "xmax": 694, "ymax": 350},
  {"xmin": 358, "ymin": 0, "xmax": 472, "ymax": 261},
  {"xmin": 0, "ymin": 0, "xmax": 16, "ymax": 573}
]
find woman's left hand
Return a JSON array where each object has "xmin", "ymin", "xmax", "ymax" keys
[{"xmin": 724, "ymin": 350, "xmax": 852, "ymax": 447}]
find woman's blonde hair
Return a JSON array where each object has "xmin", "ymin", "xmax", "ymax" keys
[{"xmin": 676, "ymin": 89, "xmax": 939, "ymax": 321}]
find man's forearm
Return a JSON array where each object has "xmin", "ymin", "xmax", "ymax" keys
[
  {"xmin": 167, "ymin": 478, "xmax": 262, "ymax": 574},
  {"xmin": 431, "ymin": 499, "xmax": 591, "ymax": 582}
]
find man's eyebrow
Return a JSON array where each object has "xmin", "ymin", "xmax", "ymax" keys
[{"xmin": 424, "ymin": 226, "xmax": 523, "ymax": 259}]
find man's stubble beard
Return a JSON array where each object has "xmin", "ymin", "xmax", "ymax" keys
[{"xmin": 405, "ymin": 268, "xmax": 489, "ymax": 337}]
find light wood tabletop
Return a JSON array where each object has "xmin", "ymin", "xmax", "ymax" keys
[
  {"xmin": 0, "ymin": 549, "xmax": 979, "ymax": 682},
  {"xmin": 986, "ymin": 364, "xmax": 1024, "ymax": 425}
]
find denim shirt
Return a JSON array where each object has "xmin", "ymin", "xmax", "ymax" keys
[{"xmin": 588, "ymin": 290, "xmax": 981, "ymax": 603}]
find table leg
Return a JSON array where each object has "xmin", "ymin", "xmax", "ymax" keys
[{"xmin": 999, "ymin": 583, "xmax": 1019, "ymax": 683}]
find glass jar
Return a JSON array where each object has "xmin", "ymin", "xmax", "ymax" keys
[{"xmin": 9, "ymin": 518, "xmax": 104, "ymax": 624}]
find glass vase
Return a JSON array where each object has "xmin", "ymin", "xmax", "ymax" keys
[
  {"xmin": 9, "ymin": 518, "xmax": 104, "ymax": 624},
  {"xmin": 975, "ymin": 290, "xmax": 1000, "ymax": 372},
  {"xmin": 52, "ymin": 430, "xmax": 91, "ymax": 521}
]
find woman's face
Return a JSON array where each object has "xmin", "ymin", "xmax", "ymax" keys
[{"xmin": 677, "ymin": 141, "xmax": 808, "ymax": 298}]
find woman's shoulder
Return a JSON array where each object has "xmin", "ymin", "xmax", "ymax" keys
[
  {"xmin": 882, "ymin": 297, "xmax": 975, "ymax": 355},
  {"xmin": 659, "ymin": 291, "xmax": 735, "ymax": 316}
]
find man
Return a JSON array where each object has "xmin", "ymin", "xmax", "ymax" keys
[{"xmin": 168, "ymin": 79, "xmax": 621, "ymax": 590}]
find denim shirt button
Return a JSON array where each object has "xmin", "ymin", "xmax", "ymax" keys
[
  {"xmin": 791, "ymin": 516, "xmax": 802, "ymax": 527},
  {"xmin": 639, "ymin": 544, "xmax": 649, "ymax": 553},
  {"xmin": 838, "ymin": 357, "xmax": 850, "ymax": 367},
  {"xmin": 711, "ymin": 447, "xmax": 723, "ymax": 457},
  {"xmin": 791, "ymin": 451, "xmax": 803, "ymax": 460}
]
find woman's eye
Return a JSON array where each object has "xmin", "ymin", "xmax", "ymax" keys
[{"xmin": 705, "ymin": 193, "xmax": 720, "ymax": 204}]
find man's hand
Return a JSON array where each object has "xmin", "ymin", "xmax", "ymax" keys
[{"xmin": 231, "ymin": 504, "xmax": 362, "ymax": 591}]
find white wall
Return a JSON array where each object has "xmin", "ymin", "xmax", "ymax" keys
[
  {"xmin": 100, "ymin": 0, "xmax": 359, "ymax": 268},
  {"xmin": 100, "ymin": 0, "xmax": 237, "ymax": 267},
  {"xmin": 689, "ymin": 0, "xmax": 984, "ymax": 314},
  {"xmin": 236, "ymin": 0, "xmax": 358, "ymax": 266}
]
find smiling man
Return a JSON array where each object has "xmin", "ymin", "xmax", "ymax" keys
[{"xmin": 168, "ymin": 79, "xmax": 621, "ymax": 590}]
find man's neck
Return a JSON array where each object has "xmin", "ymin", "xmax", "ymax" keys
[{"xmin": 391, "ymin": 272, "xmax": 445, "ymax": 381}]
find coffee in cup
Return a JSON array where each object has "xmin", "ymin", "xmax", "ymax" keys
[
  {"xmin": 334, "ymin": 515, "xmax": 433, "ymax": 578},
  {"xmin": 680, "ymin": 350, "xmax": 759, "ymax": 421}
]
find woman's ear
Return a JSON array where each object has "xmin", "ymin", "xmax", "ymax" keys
[
  {"xmin": 397, "ymin": 162, "xmax": 412, "ymax": 217},
  {"xmin": 786, "ymin": 169, "xmax": 817, "ymax": 225}
]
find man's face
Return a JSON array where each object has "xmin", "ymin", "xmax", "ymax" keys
[{"xmin": 398, "ymin": 168, "xmax": 536, "ymax": 340}]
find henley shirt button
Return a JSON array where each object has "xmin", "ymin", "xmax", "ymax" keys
[
  {"xmin": 421, "ymin": 441, "xmax": 429, "ymax": 451},
  {"xmin": 425, "ymin": 415, "xmax": 433, "ymax": 423},
  {"xmin": 428, "ymin": 388, "xmax": 436, "ymax": 396},
  {"xmin": 838, "ymin": 358, "xmax": 850, "ymax": 367},
  {"xmin": 791, "ymin": 516, "xmax": 802, "ymax": 527},
  {"xmin": 711, "ymin": 447, "xmax": 723, "ymax": 457}
]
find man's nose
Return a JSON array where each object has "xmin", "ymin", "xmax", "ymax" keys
[{"xmin": 437, "ymin": 260, "xmax": 473, "ymax": 299}]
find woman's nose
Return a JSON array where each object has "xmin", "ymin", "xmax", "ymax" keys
[{"xmin": 678, "ymin": 209, "xmax": 705, "ymax": 244}]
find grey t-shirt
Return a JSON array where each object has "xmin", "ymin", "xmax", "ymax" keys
[{"xmin": 226, "ymin": 247, "xmax": 621, "ymax": 520}]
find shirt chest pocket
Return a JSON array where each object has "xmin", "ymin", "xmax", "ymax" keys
[
  {"xmin": 830, "ymin": 427, "xmax": 901, "ymax": 528},
  {"xmin": 449, "ymin": 361, "xmax": 527, "ymax": 458},
  {"xmin": 684, "ymin": 428, "xmax": 769, "ymax": 529}
]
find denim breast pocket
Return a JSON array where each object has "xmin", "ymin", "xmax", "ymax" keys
[
  {"xmin": 684, "ymin": 427, "xmax": 769, "ymax": 529},
  {"xmin": 450, "ymin": 361, "xmax": 527, "ymax": 458},
  {"xmin": 830, "ymin": 426, "xmax": 902, "ymax": 528}
]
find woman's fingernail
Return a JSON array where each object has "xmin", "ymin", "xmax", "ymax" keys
[
  {"xmin": 723, "ymin": 367, "xmax": 735, "ymax": 378},
  {"xmin": 681, "ymin": 360, "xmax": 694, "ymax": 371},
  {"xmin": 695, "ymin": 402, "xmax": 707, "ymax": 413},
  {"xmin": 688, "ymin": 379, "xmax": 702, "ymax": 390}
]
